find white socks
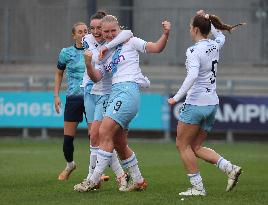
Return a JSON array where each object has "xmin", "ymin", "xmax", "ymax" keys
[
  {"xmin": 110, "ymin": 150, "xmax": 125, "ymax": 178},
  {"xmin": 187, "ymin": 172, "xmax": 204, "ymax": 191},
  {"xmin": 87, "ymin": 147, "xmax": 125, "ymax": 182},
  {"xmin": 66, "ymin": 161, "xmax": 75, "ymax": 169},
  {"xmin": 90, "ymin": 149, "xmax": 112, "ymax": 184},
  {"xmin": 87, "ymin": 146, "xmax": 99, "ymax": 180},
  {"xmin": 216, "ymin": 157, "xmax": 233, "ymax": 174},
  {"xmin": 121, "ymin": 153, "xmax": 143, "ymax": 184},
  {"xmin": 185, "ymin": 157, "xmax": 234, "ymax": 191}
]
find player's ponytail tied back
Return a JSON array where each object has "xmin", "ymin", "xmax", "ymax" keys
[{"xmin": 209, "ymin": 14, "xmax": 246, "ymax": 33}]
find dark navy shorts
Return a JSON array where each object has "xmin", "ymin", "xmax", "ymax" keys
[{"xmin": 64, "ymin": 95, "xmax": 85, "ymax": 122}]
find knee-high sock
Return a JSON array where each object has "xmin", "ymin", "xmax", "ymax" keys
[
  {"xmin": 63, "ymin": 135, "xmax": 74, "ymax": 163},
  {"xmin": 87, "ymin": 146, "xmax": 99, "ymax": 180},
  {"xmin": 90, "ymin": 149, "xmax": 113, "ymax": 184},
  {"xmin": 121, "ymin": 153, "xmax": 143, "ymax": 184},
  {"xmin": 109, "ymin": 150, "xmax": 125, "ymax": 178}
]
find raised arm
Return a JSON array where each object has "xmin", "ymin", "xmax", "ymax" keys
[
  {"xmin": 211, "ymin": 24, "xmax": 225, "ymax": 49},
  {"xmin": 145, "ymin": 21, "xmax": 171, "ymax": 53},
  {"xmin": 84, "ymin": 50, "xmax": 103, "ymax": 83},
  {"xmin": 196, "ymin": 10, "xmax": 225, "ymax": 49}
]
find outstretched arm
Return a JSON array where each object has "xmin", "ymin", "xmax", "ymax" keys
[
  {"xmin": 106, "ymin": 30, "xmax": 133, "ymax": 49},
  {"xmin": 145, "ymin": 21, "xmax": 171, "ymax": 53},
  {"xmin": 84, "ymin": 50, "xmax": 103, "ymax": 83},
  {"xmin": 99, "ymin": 30, "xmax": 133, "ymax": 60}
]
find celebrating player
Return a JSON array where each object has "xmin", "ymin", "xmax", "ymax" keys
[
  {"xmin": 168, "ymin": 10, "xmax": 245, "ymax": 196},
  {"xmin": 74, "ymin": 11, "xmax": 133, "ymax": 191},
  {"xmin": 75, "ymin": 15, "xmax": 171, "ymax": 192}
]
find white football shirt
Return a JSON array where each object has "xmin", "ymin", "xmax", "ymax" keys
[
  {"xmin": 81, "ymin": 34, "xmax": 112, "ymax": 95},
  {"xmin": 173, "ymin": 24, "xmax": 225, "ymax": 105},
  {"xmin": 81, "ymin": 30, "xmax": 133, "ymax": 95},
  {"xmin": 97, "ymin": 37, "xmax": 150, "ymax": 87}
]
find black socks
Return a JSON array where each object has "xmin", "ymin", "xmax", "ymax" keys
[{"xmin": 63, "ymin": 135, "xmax": 74, "ymax": 162}]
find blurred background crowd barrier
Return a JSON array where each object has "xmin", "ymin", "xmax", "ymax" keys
[
  {"xmin": 0, "ymin": 0, "xmax": 267, "ymax": 141},
  {"xmin": 1, "ymin": 0, "xmax": 268, "ymax": 64}
]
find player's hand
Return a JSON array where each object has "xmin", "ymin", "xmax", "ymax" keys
[
  {"xmin": 99, "ymin": 46, "xmax": 108, "ymax": 61},
  {"xmin": 84, "ymin": 50, "xmax": 93, "ymax": 63},
  {"xmin": 162, "ymin": 21, "xmax": 171, "ymax": 35},
  {"xmin": 54, "ymin": 96, "xmax": 61, "ymax": 113},
  {"xmin": 196, "ymin": 10, "xmax": 206, "ymax": 16},
  {"xmin": 196, "ymin": 10, "xmax": 209, "ymax": 19},
  {"xmin": 167, "ymin": 98, "xmax": 176, "ymax": 105}
]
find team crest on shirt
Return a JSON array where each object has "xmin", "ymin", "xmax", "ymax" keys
[{"xmin": 82, "ymin": 41, "xmax": 89, "ymax": 49}]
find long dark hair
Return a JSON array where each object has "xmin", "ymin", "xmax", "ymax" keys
[
  {"xmin": 209, "ymin": 14, "xmax": 245, "ymax": 33},
  {"xmin": 192, "ymin": 14, "xmax": 245, "ymax": 35}
]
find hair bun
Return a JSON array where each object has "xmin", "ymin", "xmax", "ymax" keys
[{"xmin": 97, "ymin": 11, "xmax": 107, "ymax": 16}]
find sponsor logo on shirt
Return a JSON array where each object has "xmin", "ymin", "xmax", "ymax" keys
[{"xmin": 104, "ymin": 55, "xmax": 125, "ymax": 73}]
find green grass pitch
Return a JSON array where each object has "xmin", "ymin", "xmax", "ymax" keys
[{"xmin": 0, "ymin": 138, "xmax": 267, "ymax": 205}]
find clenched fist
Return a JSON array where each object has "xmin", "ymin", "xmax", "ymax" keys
[
  {"xmin": 167, "ymin": 98, "xmax": 176, "ymax": 105},
  {"xmin": 98, "ymin": 46, "xmax": 108, "ymax": 61},
  {"xmin": 162, "ymin": 21, "xmax": 171, "ymax": 35},
  {"xmin": 84, "ymin": 50, "xmax": 93, "ymax": 63}
]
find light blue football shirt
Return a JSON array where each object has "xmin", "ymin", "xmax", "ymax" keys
[{"xmin": 57, "ymin": 45, "xmax": 85, "ymax": 96}]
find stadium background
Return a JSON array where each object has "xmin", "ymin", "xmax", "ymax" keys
[
  {"xmin": 0, "ymin": 0, "xmax": 267, "ymax": 141},
  {"xmin": 0, "ymin": 1, "xmax": 268, "ymax": 205}
]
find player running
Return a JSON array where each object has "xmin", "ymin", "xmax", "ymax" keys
[{"xmin": 168, "ymin": 10, "xmax": 245, "ymax": 196}]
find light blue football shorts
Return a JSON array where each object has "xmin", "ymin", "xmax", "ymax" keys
[
  {"xmin": 105, "ymin": 81, "xmax": 140, "ymax": 129},
  {"xmin": 84, "ymin": 84, "xmax": 109, "ymax": 124},
  {"xmin": 178, "ymin": 103, "xmax": 219, "ymax": 132}
]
